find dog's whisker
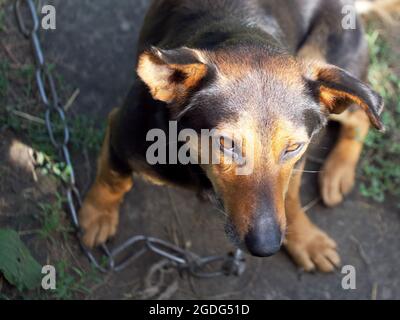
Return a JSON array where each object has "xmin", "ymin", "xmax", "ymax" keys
[
  {"xmin": 205, "ymin": 192, "xmax": 229, "ymax": 217},
  {"xmin": 215, "ymin": 207, "xmax": 228, "ymax": 217},
  {"xmin": 302, "ymin": 197, "xmax": 321, "ymax": 212},
  {"xmin": 176, "ymin": 103, "xmax": 198, "ymax": 120},
  {"xmin": 293, "ymin": 169, "xmax": 323, "ymax": 174}
]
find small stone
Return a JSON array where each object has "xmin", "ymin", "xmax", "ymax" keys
[{"xmin": 120, "ymin": 21, "xmax": 130, "ymax": 32}]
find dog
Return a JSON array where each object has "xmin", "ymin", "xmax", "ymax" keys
[{"xmin": 78, "ymin": 0, "xmax": 386, "ymax": 272}]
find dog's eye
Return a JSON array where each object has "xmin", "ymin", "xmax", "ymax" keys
[
  {"xmin": 287, "ymin": 144, "xmax": 301, "ymax": 153},
  {"xmin": 282, "ymin": 143, "xmax": 304, "ymax": 161}
]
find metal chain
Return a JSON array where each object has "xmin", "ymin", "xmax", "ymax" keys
[{"xmin": 14, "ymin": 0, "xmax": 246, "ymax": 278}]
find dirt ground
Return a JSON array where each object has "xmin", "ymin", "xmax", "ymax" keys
[{"xmin": 0, "ymin": 0, "xmax": 399, "ymax": 300}]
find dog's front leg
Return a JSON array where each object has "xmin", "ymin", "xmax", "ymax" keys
[
  {"xmin": 320, "ymin": 109, "xmax": 371, "ymax": 207},
  {"xmin": 284, "ymin": 161, "xmax": 341, "ymax": 273},
  {"xmin": 79, "ymin": 109, "xmax": 133, "ymax": 248}
]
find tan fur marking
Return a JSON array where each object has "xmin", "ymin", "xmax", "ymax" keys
[
  {"xmin": 284, "ymin": 161, "xmax": 341, "ymax": 272},
  {"xmin": 204, "ymin": 116, "xmax": 307, "ymax": 237},
  {"xmin": 79, "ymin": 108, "xmax": 133, "ymax": 248},
  {"xmin": 320, "ymin": 109, "xmax": 370, "ymax": 207},
  {"xmin": 137, "ymin": 52, "xmax": 207, "ymax": 103},
  {"xmin": 319, "ymin": 85, "xmax": 383, "ymax": 130},
  {"xmin": 297, "ymin": 43, "xmax": 327, "ymax": 62}
]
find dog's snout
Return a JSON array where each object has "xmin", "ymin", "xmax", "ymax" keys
[{"xmin": 244, "ymin": 214, "xmax": 283, "ymax": 257}]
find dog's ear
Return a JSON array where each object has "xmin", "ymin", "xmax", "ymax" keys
[
  {"xmin": 137, "ymin": 47, "xmax": 208, "ymax": 103},
  {"xmin": 305, "ymin": 63, "xmax": 384, "ymax": 131}
]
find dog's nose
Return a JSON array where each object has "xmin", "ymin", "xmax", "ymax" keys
[{"xmin": 244, "ymin": 214, "xmax": 283, "ymax": 257}]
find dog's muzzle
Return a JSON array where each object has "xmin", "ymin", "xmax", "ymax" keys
[
  {"xmin": 208, "ymin": 189, "xmax": 284, "ymax": 257},
  {"xmin": 223, "ymin": 198, "xmax": 284, "ymax": 258},
  {"xmin": 244, "ymin": 213, "xmax": 283, "ymax": 257}
]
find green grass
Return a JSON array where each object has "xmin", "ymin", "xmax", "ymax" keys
[
  {"xmin": 69, "ymin": 115, "xmax": 106, "ymax": 152},
  {"xmin": 0, "ymin": 109, "xmax": 105, "ymax": 184},
  {"xmin": 49, "ymin": 261, "xmax": 101, "ymax": 300},
  {"xmin": 37, "ymin": 193, "xmax": 73, "ymax": 242},
  {"xmin": 359, "ymin": 28, "xmax": 400, "ymax": 203},
  {"xmin": 23, "ymin": 195, "xmax": 102, "ymax": 299},
  {"xmin": 0, "ymin": 293, "xmax": 10, "ymax": 300},
  {"xmin": 0, "ymin": 8, "xmax": 5, "ymax": 32},
  {"xmin": 17, "ymin": 64, "xmax": 36, "ymax": 98},
  {"xmin": 0, "ymin": 61, "xmax": 9, "ymax": 97},
  {"xmin": 0, "ymin": 23, "xmax": 106, "ymax": 299},
  {"xmin": 0, "ymin": 109, "xmax": 105, "ymax": 152},
  {"xmin": 25, "ymin": 194, "xmax": 102, "ymax": 299}
]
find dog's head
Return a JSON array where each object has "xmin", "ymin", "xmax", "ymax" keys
[{"xmin": 137, "ymin": 47, "xmax": 384, "ymax": 257}]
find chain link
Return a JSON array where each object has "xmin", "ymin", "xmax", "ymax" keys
[{"xmin": 14, "ymin": 0, "xmax": 246, "ymax": 278}]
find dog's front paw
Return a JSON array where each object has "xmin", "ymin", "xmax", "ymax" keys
[
  {"xmin": 285, "ymin": 222, "xmax": 341, "ymax": 273},
  {"xmin": 319, "ymin": 151, "xmax": 356, "ymax": 207},
  {"xmin": 79, "ymin": 198, "xmax": 119, "ymax": 248}
]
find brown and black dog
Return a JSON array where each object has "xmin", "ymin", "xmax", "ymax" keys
[{"xmin": 79, "ymin": 0, "xmax": 385, "ymax": 272}]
